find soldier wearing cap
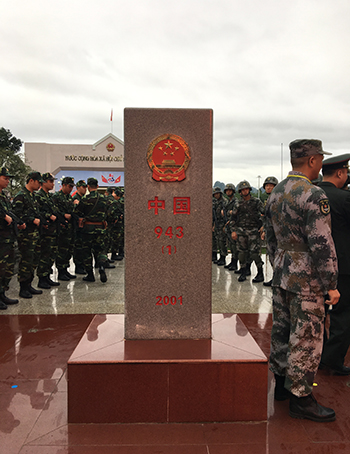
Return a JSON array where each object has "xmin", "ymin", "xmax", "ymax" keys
[
  {"xmin": 230, "ymin": 180, "xmax": 265, "ymax": 283},
  {"xmin": 223, "ymin": 183, "xmax": 238, "ymax": 271},
  {"xmin": 12, "ymin": 171, "xmax": 43, "ymax": 298},
  {"xmin": 35, "ymin": 173, "xmax": 60, "ymax": 289},
  {"xmin": 265, "ymin": 139, "xmax": 340, "ymax": 421},
  {"xmin": 0, "ymin": 168, "xmax": 25, "ymax": 308},
  {"xmin": 52, "ymin": 176, "xmax": 76, "ymax": 281},
  {"xmin": 212, "ymin": 186, "xmax": 228, "ymax": 266},
  {"xmin": 74, "ymin": 177, "xmax": 110, "ymax": 283},
  {"xmin": 319, "ymin": 153, "xmax": 350, "ymax": 375},
  {"xmin": 72, "ymin": 180, "xmax": 87, "ymax": 274},
  {"xmin": 109, "ymin": 187, "xmax": 125, "ymax": 261}
]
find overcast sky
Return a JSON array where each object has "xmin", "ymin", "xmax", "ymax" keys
[{"xmin": 2, "ymin": 0, "xmax": 350, "ymax": 187}]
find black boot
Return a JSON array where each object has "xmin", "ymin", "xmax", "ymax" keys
[
  {"xmin": 58, "ymin": 269, "xmax": 70, "ymax": 281},
  {"xmin": 228, "ymin": 258, "xmax": 238, "ymax": 271},
  {"xmin": 289, "ymin": 393, "xmax": 336, "ymax": 422},
  {"xmin": 19, "ymin": 282, "xmax": 33, "ymax": 299},
  {"xmin": 217, "ymin": 255, "xmax": 226, "ymax": 266},
  {"xmin": 99, "ymin": 264, "xmax": 107, "ymax": 283},
  {"xmin": 252, "ymin": 265, "xmax": 264, "ymax": 283},
  {"xmin": 65, "ymin": 270, "xmax": 76, "ymax": 279},
  {"xmin": 28, "ymin": 283, "xmax": 43, "ymax": 295},
  {"xmin": 83, "ymin": 270, "xmax": 95, "ymax": 282},
  {"xmin": 47, "ymin": 277, "xmax": 60, "ymax": 286},
  {"xmin": 238, "ymin": 267, "xmax": 247, "ymax": 282},
  {"xmin": 38, "ymin": 277, "xmax": 51, "ymax": 289},
  {"xmin": 0, "ymin": 299, "xmax": 7, "ymax": 310},
  {"xmin": 111, "ymin": 252, "xmax": 118, "ymax": 261},
  {"xmin": 75, "ymin": 265, "xmax": 86, "ymax": 275},
  {"xmin": 274, "ymin": 374, "xmax": 291, "ymax": 401},
  {"xmin": 104, "ymin": 262, "xmax": 116, "ymax": 269},
  {"xmin": 263, "ymin": 279, "xmax": 272, "ymax": 287},
  {"xmin": 212, "ymin": 251, "xmax": 217, "ymax": 262},
  {"xmin": 245, "ymin": 262, "xmax": 252, "ymax": 276},
  {"xmin": 118, "ymin": 247, "xmax": 124, "ymax": 258},
  {"xmin": 0, "ymin": 292, "xmax": 18, "ymax": 306}
]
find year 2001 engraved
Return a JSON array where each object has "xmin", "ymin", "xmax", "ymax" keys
[{"xmin": 156, "ymin": 296, "xmax": 183, "ymax": 306}]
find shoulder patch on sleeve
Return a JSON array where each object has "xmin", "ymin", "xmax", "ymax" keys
[{"xmin": 320, "ymin": 198, "xmax": 330, "ymax": 215}]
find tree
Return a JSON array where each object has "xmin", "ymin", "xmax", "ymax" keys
[{"xmin": 0, "ymin": 127, "xmax": 32, "ymax": 196}]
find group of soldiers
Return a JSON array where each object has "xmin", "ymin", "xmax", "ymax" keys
[
  {"xmin": 0, "ymin": 169, "xmax": 124, "ymax": 310},
  {"xmin": 212, "ymin": 176, "xmax": 278, "ymax": 284}
]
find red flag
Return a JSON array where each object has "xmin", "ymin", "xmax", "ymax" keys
[{"xmin": 110, "ymin": 109, "xmax": 113, "ymax": 121}]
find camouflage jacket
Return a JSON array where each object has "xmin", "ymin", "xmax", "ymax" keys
[
  {"xmin": 51, "ymin": 190, "xmax": 75, "ymax": 219},
  {"xmin": 213, "ymin": 196, "xmax": 228, "ymax": 227},
  {"xmin": 72, "ymin": 192, "xmax": 83, "ymax": 203},
  {"xmin": 74, "ymin": 191, "xmax": 111, "ymax": 230},
  {"xmin": 265, "ymin": 171, "xmax": 338, "ymax": 296},
  {"xmin": 13, "ymin": 187, "xmax": 41, "ymax": 232},
  {"xmin": 35, "ymin": 188, "xmax": 58, "ymax": 236},
  {"xmin": 108, "ymin": 199, "xmax": 124, "ymax": 227},
  {"xmin": 0, "ymin": 191, "xmax": 15, "ymax": 241},
  {"xmin": 230, "ymin": 195, "xmax": 264, "ymax": 231}
]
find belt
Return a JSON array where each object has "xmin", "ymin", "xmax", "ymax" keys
[
  {"xmin": 278, "ymin": 242, "xmax": 309, "ymax": 252},
  {"xmin": 84, "ymin": 221, "xmax": 104, "ymax": 226}
]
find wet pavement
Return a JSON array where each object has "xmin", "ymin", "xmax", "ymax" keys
[{"xmin": 1, "ymin": 256, "xmax": 350, "ymax": 453}]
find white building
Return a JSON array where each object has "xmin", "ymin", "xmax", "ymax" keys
[{"xmin": 24, "ymin": 133, "xmax": 124, "ymax": 191}]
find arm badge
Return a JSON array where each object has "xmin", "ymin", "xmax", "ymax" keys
[{"xmin": 320, "ymin": 199, "xmax": 330, "ymax": 215}]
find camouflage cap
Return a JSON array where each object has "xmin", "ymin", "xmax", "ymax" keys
[
  {"xmin": 87, "ymin": 177, "xmax": 98, "ymax": 186},
  {"xmin": 0, "ymin": 167, "xmax": 14, "ymax": 177},
  {"xmin": 224, "ymin": 183, "xmax": 236, "ymax": 193},
  {"xmin": 106, "ymin": 186, "xmax": 116, "ymax": 194},
  {"xmin": 42, "ymin": 172, "xmax": 57, "ymax": 181},
  {"xmin": 289, "ymin": 139, "xmax": 332, "ymax": 159},
  {"xmin": 62, "ymin": 176, "xmax": 75, "ymax": 185},
  {"xmin": 213, "ymin": 186, "xmax": 223, "ymax": 195},
  {"xmin": 237, "ymin": 180, "xmax": 252, "ymax": 192},
  {"xmin": 113, "ymin": 187, "xmax": 123, "ymax": 196},
  {"xmin": 27, "ymin": 171, "xmax": 43, "ymax": 182},
  {"xmin": 322, "ymin": 153, "xmax": 350, "ymax": 172},
  {"xmin": 263, "ymin": 176, "xmax": 278, "ymax": 188},
  {"xmin": 76, "ymin": 179, "xmax": 87, "ymax": 187}
]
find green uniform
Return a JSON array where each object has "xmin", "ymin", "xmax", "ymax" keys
[
  {"xmin": 12, "ymin": 187, "xmax": 41, "ymax": 283},
  {"xmin": 51, "ymin": 190, "xmax": 75, "ymax": 272},
  {"xmin": 74, "ymin": 191, "xmax": 110, "ymax": 272},
  {"xmin": 35, "ymin": 188, "xmax": 58, "ymax": 278},
  {"xmin": 0, "ymin": 192, "xmax": 16, "ymax": 293}
]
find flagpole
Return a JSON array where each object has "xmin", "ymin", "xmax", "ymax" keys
[{"xmin": 110, "ymin": 108, "xmax": 113, "ymax": 134}]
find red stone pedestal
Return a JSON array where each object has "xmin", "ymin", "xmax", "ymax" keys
[{"xmin": 67, "ymin": 314, "xmax": 268, "ymax": 423}]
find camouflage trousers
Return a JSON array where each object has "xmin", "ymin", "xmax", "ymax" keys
[
  {"xmin": 236, "ymin": 229, "xmax": 263, "ymax": 267},
  {"xmin": 37, "ymin": 235, "xmax": 58, "ymax": 278},
  {"xmin": 17, "ymin": 229, "xmax": 40, "ymax": 282},
  {"xmin": 0, "ymin": 240, "xmax": 15, "ymax": 293},
  {"xmin": 56, "ymin": 223, "xmax": 74, "ymax": 271},
  {"xmin": 110, "ymin": 226, "xmax": 124, "ymax": 253},
  {"xmin": 214, "ymin": 224, "xmax": 227, "ymax": 256},
  {"xmin": 226, "ymin": 235, "xmax": 238, "ymax": 259},
  {"xmin": 270, "ymin": 287, "xmax": 325, "ymax": 397},
  {"xmin": 73, "ymin": 228, "xmax": 84, "ymax": 267},
  {"xmin": 81, "ymin": 228, "xmax": 108, "ymax": 272}
]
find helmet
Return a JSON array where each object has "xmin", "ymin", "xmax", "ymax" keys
[
  {"xmin": 224, "ymin": 183, "xmax": 236, "ymax": 193},
  {"xmin": 263, "ymin": 176, "xmax": 278, "ymax": 189},
  {"xmin": 213, "ymin": 186, "xmax": 223, "ymax": 195},
  {"xmin": 237, "ymin": 180, "xmax": 252, "ymax": 193}
]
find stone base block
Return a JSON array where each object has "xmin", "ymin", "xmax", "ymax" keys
[{"xmin": 68, "ymin": 314, "xmax": 268, "ymax": 423}]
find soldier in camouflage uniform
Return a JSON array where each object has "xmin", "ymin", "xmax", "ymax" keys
[
  {"xmin": 110, "ymin": 187, "xmax": 124, "ymax": 261},
  {"xmin": 72, "ymin": 180, "xmax": 87, "ymax": 274},
  {"xmin": 259, "ymin": 176, "xmax": 278, "ymax": 286},
  {"xmin": 52, "ymin": 177, "xmax": 76, "ymax": 281},
  {"xmin": 36, "ymin": 173, "xmax": 60, "ymax": 289},
  {"xmin": 265, "ymin": 139, "xmax": 340, "ymax": 422},
  {"xmin": 0, "ymin": 168, "xmax": 23, "ymax": 309},
  {"xmin": 74, "ymin": 177, "xmax": 109, "ymax": 283},
  {"xmin": 212, "ymin": 187, "xmax": 228, "ymax": 266},
  {"xmin": 13, "ymin": 171, "xmax": 43, "ymax": 298},
  {"xmin": 223, "ymin": 183, "xmax": 238, "ymax": 271},
  {"xmin": 230, "ymin": 180, "xmax": 265, "ymax": 282}
]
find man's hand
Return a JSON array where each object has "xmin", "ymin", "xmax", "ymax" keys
[
  {"xmin": 33, "ymin": 218, "xmax": 40, "ymax": 226},
  {"xmin": 65, "ymin": 214, "xmax": 72, "ymax": 220},
  {"xmin": 5, "ymin": 214, "xmax": 12, "ymax": 225},
  {"xmin": 326, "ymin": 289, "xmax": 340, "ymax": 306}
]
